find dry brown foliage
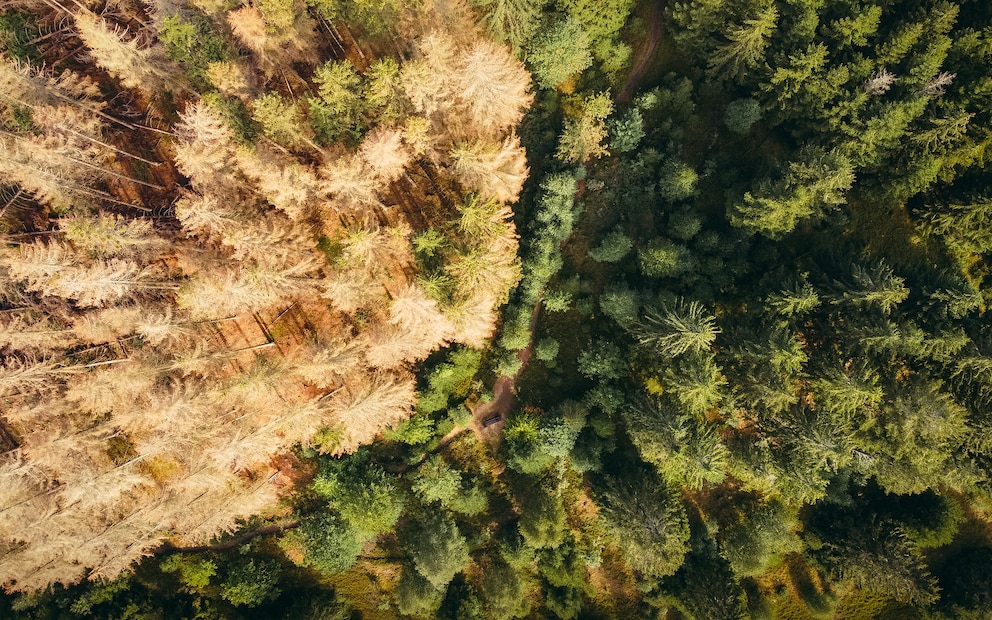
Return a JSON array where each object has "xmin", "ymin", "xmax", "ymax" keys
[
  {"xmin": 73, "ymin": 12, "xmax": 181, "ymax": 94},
  {"xmin": 0, "ymin": 0, "xmax": 531, "ymax": 592}
]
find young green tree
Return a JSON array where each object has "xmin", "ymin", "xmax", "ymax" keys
[
  {"xmin": 406, "ymin": 513, "xmax": 471, "ymax": 589},
  {"xmin": 518, "ymin": 486, "xmax": 567, "ymax": 549},
  {"xmin": 838, "ymin": 260, "xmax": 910, "ymax": 315},
  {"xmin": 308, "ymin": 60, "xmax": 365, "ymax": 144},
  {"xmin": 312, "ymin": 454, "xmax": 405, "ymax": 538},
  {"xmin": 219, "ymin": 558, "xmax": 282, "ymax": 607},
  {"xmin": 658, "ymin": 160, "xmax": 699, "ymax": 201},
  {"xmin": 716, "ymin": 499, "xmax": 801, "ymax": 578},
  {"xmin": 556, "ymin": 92, "xmax": 613, "ymax": 163},
  {"xmin": 577, "ymin": 338, "xmax": 625, "ymax": 380},
  {"xmin": 622, "ymin": 395, "xmax": 728, "ymax": 488},
  {"xmin": 252, "ymin": 93, "xmax": 311, "ymax": 148},
  {"xmin": 723, "ymin": 98, "xmax": 761, "ymax": 134},
  {"xmin": 286, "ymin": 512, "xmax": 363, "ymax": 575},
  {"xmin": 479, "ymin": 557, "xmax": 531, "ymax": 619},
  {"xmin": 526, "ymin": 18, "xmax": 592, "ymax": 89},
  {"xmin": 588, "ymin": 229, "xmax": 633, "ymax": 262},
  {"xmin": 395, "ymin": 564, "xmax": 445, "ymax": 617},
  {"xmin": 411, "ymin": 455, "xmax": 463, "ymax": 505},
  {"xmin": 637, "ymin": 238, "xmax": 691, "ymax": 278}
]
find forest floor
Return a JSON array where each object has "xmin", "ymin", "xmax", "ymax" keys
[
  {"xmin": 468, "ymin": 296, "xmax": 544, "ymax": 443},
  {"xmin": 618, "ymin": 0, "xmax": 666, "ymax": 103}
]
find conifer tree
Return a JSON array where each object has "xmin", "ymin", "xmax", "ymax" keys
[
  {"xmin": 73, "ymin": 12, "xmax": 180, "ymax": 95},
  {"xmin": 471, "ymin": 0, "xmax": 546, "ymax": 54},
  {"xmin": 594, "ymin": 468, "xmax": 690, "ymax": 578},
  {"xmin": 452, "ymin": 39, "xmax": 533, "ymax": 138},
  {"xmin": 838, "ymin": 260, "xmax": 910, "ymax": 315},
  {"xmin": 707, "ymin": 5, "xmax": 778, "ymax": 82},
  {"xmin": 556, "ymin": 92, "xmax": 613, "ymax": 163},
  {"xmin": 633, "ymin": 299, "xmax": 720, "ymax": 358},
  {"xmin": 527, "ymin": 18, "xmax": 592, "ymax": 89},
  {"xmin": 732, "ymin": 147, "xmax": 854, "ymax": 238}
]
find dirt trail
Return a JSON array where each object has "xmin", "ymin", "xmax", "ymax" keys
[
  {"xmin": 618, "ymin": 0, "xmax": 666, "ymax": 103},
  {"xmin": 468, "ymin": 297, "xmax": 543, "ymax": 440}
]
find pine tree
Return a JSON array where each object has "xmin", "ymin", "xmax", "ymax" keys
[
  {"xmin": 395, "ymin": 565, "xmax": 445, "ymax": 617},
  {"xmin": 717, "ymin": 499, "xmax": 800, "ymax": 578},
  {"xmin": 73, "ymin": 12, "xmax": 181, "ymax": 94},
  {"xmin": 765, "ymin": 275, "xmax": 820, "ymax": 318},
  {"xmin": 732, "ymin": 147, "xmax": 854, "ymax": 238},
  {"xmin": 0, "ymin": 131, "xmax": 99, "ymax": 210},
  {"xmin": 814, "ymin": 365, "xmax": 883, "ymax": 422},
  {"xmin": 234, "ymin": 147, "xmax": 323, "ymax": 223},
  {"xmin": 867, "ymin": 381, "xmax": 970, "ymax": 494},
  {"xmin": 633, "ymin": 298, "xmax": 720, "ymax": 358},
  {"xmin": 707, "ymin": 5, "xmax": 778, "ymax": 82},
  {"xmin": 43, "ymin": 259, "xmax": 170, "ymax": 307},
  {"xmin": 663, "ymin": 354, "xmax": 727, "ymax": 414},
  {"xmin": 450, "ymin": 136, "xmax": 529, "ymax": 203},
  {"xmin": 923, "ymin": 196, "xmax": 992, "ymax": 256},
  {"xmin": 526, "ymin": 18, "xmax": 592, "ymax": 90},
  {"xmin": 838, "ymin": 260, "xmax": 910, "ymax": 315}
]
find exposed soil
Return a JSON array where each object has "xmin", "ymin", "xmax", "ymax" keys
[
  {"xmin": 618, "ymin": 0, "xmax": 666, "ymax": 103},
  {"xmin": 468, "ymin": 296, "xmax": 543, "ymax": 441}
]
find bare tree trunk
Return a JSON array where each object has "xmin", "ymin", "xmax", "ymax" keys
[{"xmin": 155, "ymin": 519, "xmax": 301, "ymax": 554}]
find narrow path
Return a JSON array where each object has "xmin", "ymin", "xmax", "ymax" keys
[
  {"xmin": 618, "ymin": 0, "xmax": 666, "ymax": 103},
  {"xmin": 469, "ymin": 297, "xmax": 543, "ymax": 439}
]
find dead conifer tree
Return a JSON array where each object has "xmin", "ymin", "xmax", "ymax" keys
[
  {"xmin": 235, "ymin": 147, "xmax": 322, "ymax": 222},
  {"xmin": 324, "ymin": 372, "xmax": 416, "ymax": 452},
  {"xmin": 227, "ymin": 0, "xmax": 317, "ymax": 78},
  {"xmin": 452, "ymin": 38, "xmax": 533, "ymax": 138},
  {"xmin": 359, "ymin": 126, "xmax": 413, "ymax": 185},
  {"xmin": 172, "ymin": 102, "xmax": 241, "ymax": 189},
  {"xmin": 60, "ymin": 213, "xmax": 167, "ymax": 258},
  {"xmin": 73, "ymin": 12, "xmax": 182, "ymax": 95},
  {"xmin": 450, "ymin": 137, "xmax": 528, "ymax": 203}
]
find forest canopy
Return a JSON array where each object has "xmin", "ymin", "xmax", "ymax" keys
[{"xmin": 4, "ymin": 0, "xmax": 992, "ymax": 618}]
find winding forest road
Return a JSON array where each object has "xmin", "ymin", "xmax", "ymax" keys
[{"xmin": 618, "ymin": 0, "xmax": 666, "ymax": 103}]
